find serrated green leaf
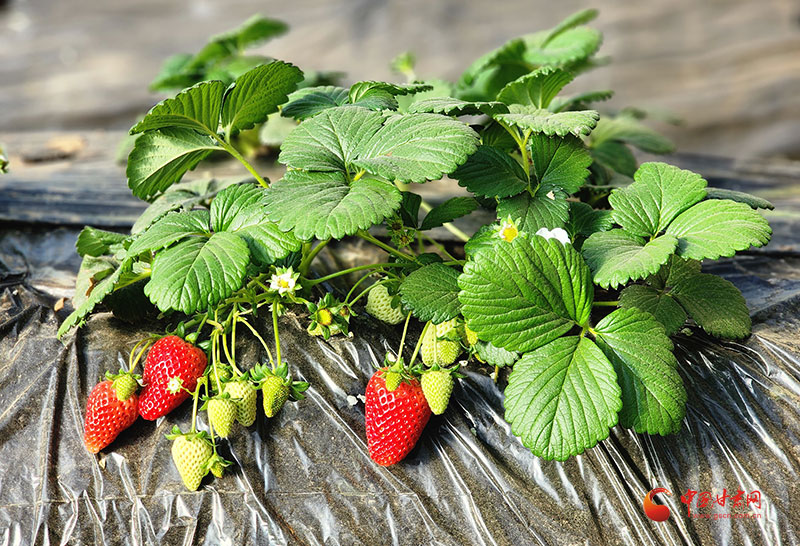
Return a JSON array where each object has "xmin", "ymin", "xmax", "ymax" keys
[
  {"xmin": 279, "ymin": 106, "xmax": 384, "ymax": 172},
  {"xmin": 190, "ymin": 15, "xmax": 288, "ymax": 68},
  {"xmin": 348, "ymin": 81, "xmax": 432, "ymax": 104},
  {"xmin": 704, "ymin": 187, "xmax": 774, "ymax": 210},
  {"xmin": 463, "ymin": 224, "xmax": 497, "ymax": 257},
  {"xmin": 58, "ymin": 259, "xmax": 130, "ymax": 338},
  {"xmin": 210, "ymin": 183, "xmax": 263, "ymax": 232},
  {"xmin": 618, "ymin": 285, "xmax": 687, "ymax": 336},
  {"xmin": 398, "ymin": 191, "xmax": 422, "ymax": 228},
  {"xmin": 128, "ymin": 210, "xmax": 211, "ymax": 256},
  {"xmin": 420, "ymin": 197, "xmax": 478, "ymax": 231},
  {"xmin": 76, "ymin": 227, "xmax": 128, "ymax": 257},
  {"xmin": 225, "ymin": 204, "xmax": 301, "ymax": 265},
  {"xmin": 399, "ymin": 263, "xmax": 462, "ymax": 323},
  {"xmin": 73, "ymin": 255, "xmax": 117, "ymax": 308},
  {"xmin": 458, "ymin": 38, "xmax": 527, "ymax": 89},
  {"xmin": 495, "ymin": 105, "xmax": 599, "ymax": 137},
  {"xmin": 452, "ymin": 145, "xmax": 528, "ymax": 198},
  {"xmin": 671, "ymin": 273, "xmax": 751, "ymax": 339},
  {"xmin": 281, "ymin": 86, "xmax": 349, "ymax": 120},
  {"xmin": 591, "ymin": 115, "xmax": 674, "ymax": 154},
  {"xmin": 582, "ymin": 230, "xmax": 677, "ymax": 289},
  {"xmin": 566, "ymin": 202, "xmax": 614, "ymax": 239},
  {"xmin": 646, "ymin": 254, "xmax": 701, "ymax": 291},
  {"xmin": 530, "ymin": 133, "xmax": 592, "ymax": 193},
  {"xmin": 497, "ymin": 67, "xmax": 573, "ymax": 108},
  {"xmin": 150, "ymin": 53, "xmax": 196, "ymax": 92},
  {"xmin": 131, "ymin": 81, "xmax": 225, "ymax": 136},
  {"xmin": 504, "ymin": 336, "xmax": 621, "ymax": 461},
  {"xmin": 549, "ymin": 90, "xmax": 614, "ymax": 113},
  {"xmin": 264, "ymin": 170, "xmax": 401, "ymax": 240},
  {"xmin": 475, "ymin": 341, "xmax": 519, "ymax": 367},
  {"xmin": 594, "ymin": 308, "xmax": 686, "ymax": 435},
  {"xmin": 590, "ymin": 140, "xmax": 637, "ymax": 177},
  {"xmin": 406, "ymin": 97, "xmax": 509, "ymax": 117},
  {"xmin": 540, "ymin": 9, "xmax": 599, "ymax": 47},
  {"xmin": 666, "ymin": 200, "xmax": 772, "ymax": 260},
  {"xmin": 221, "ymin": 61, "xmax": 304, "ymax": 135},
  {"xmin": 609, "ymin": 162, "xmax": 708, "ymax": 238},
  {"xmin": 127, "ymin": 128, "xmax": 222, "ymax": 201},
  {"xmin": 352, "ymin": 112, "xmax": 479, "ymax": 183},
  {"xmin": 523, "ymin": 26, "xmax": 602, "ymax": 67},
  {"xmin": 481, "ymin": 122, "xmax": 518, "ymax": 150},
  {"xmin": 144, "ymin": 232, "xmax": 249, "ymax": 313},
  {"xmin": 496, "ymin": 184, "xmax": 569, "ymax": 233},
  {"xmin": 459, "ymin": 235, "xmax": 593, "ymax": 353}
]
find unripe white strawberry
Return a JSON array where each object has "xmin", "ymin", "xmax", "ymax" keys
[{"xmin": 366, "ymin": 284, "xmax": 405, "ymax": 325}]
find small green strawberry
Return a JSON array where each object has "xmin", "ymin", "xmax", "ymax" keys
[
  {"xmin": 421, "ymin": 369, "xmax": 454, "ymax": 415},
  {"xmin": 206, "ymin": 453, "xmax": 232, "ymax": 479},
  {"xmin": 435, "ymin": 319, "xmax": 460, "ymax": 340},
  {"xmin": 421, "ymin": 323, "xmax": 461, "ymax": 366},
  {"xmin": 166, "ymin": 428, "xmax": 212, "ymax": 491},
  {"xmin": 206, "ymin": 397, "xmax": 237, "ymax": 438},
  {"xmin": 223, "ymin": 380, "xmax": 257, "ymax": 426},
  {"xmin": 261, "ymin": 375, "xmax": 290, "ymax": 418},
  {"xmin": 112, "ymin": 372, "xmax": 139, "ymax": 401},
  {"xmin": 365, "ymin": 284, "xmax": 405, "ymax": 325}
]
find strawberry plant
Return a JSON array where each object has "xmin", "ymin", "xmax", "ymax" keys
[{"xmin": 63, "ymin": 9, "xmax": 774, "ymax": 489}]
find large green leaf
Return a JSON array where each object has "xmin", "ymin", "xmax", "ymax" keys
[
  {"xmin": 76, "ymin": 227, "xmax": 128, "ymax": 258},
  {"xmin": 281, "ymin": 86, "xmax": 349, "ymax": 120},
  {"xmin": 348, "ymin": 81, "xmax": 432, "ymax": 104},
  {"xmin": 458, "ymin": 38, "xmax": 527, "ymax": 89},
  {"xmin": 618, "ymin": 285, "xmax": 687, "ymax": 336},
  {"xmin": 144, "ymin": 232, "xmax": 250, "ymax": 313},
  {"xmin": 419, "ymin": 197, "xmax": 478, "ymax": 231},
  {"xmin": 540, "ymin": 8, "xmax": 599, "ymax": 46},
  {"xmin": 565, "ymin": 202, "xmax": 614, "ymax": 239},
  {"xmin": 209, "ymin": 183, "xmax": 264, "ymax": 232},
  {"xmin": 475, "ymin": 341, "xmax": 519, "ymax": 367},
  {"xmin": 582, "ymin": 230, "xmax": 677, "ymax": 289},
  {"xmin": 406, "ymin": 98, "xmax": 509, "ymax": 117},
  {"xmin": 127, "ymin": 210, "xmax": 211, "ymax": 256},
  {"xmin": 264, "ymin": 170, "xmax": 401, "ymax": 240},
  {"xmin": 126, "ymin": 129, "xmax": 222, "ymax": 201},
  {"xmin": 671, "ymin": 273, "xmax": 751, "ymax": 339},
  {"xmin": 190, "ymin": 15, "xmax": 288, "ymax": 68},
  {"xmin": 594, "ymin": 308, "xmax": 686, "ymax": 435},
  {"xmin": 590, "ymin": 115, "xmax": 675, "ymax": 154},
  {"xmin": 352, "ymin": 112, "xmax": 479, "ymax": 183},
  {"xmin": 530, "ymin": 133, "xmax": 592, "ymax": 193},
  {"xmin": 495, "ymin": 105, "xmax": 599, "ymax": 137},
  {"xmin": 496, "ymin": 67, "xmax": 573, "ymax": 108},
  {"xmin": 131, "ymin": 81, "xmax": 226, "ymax": 136},
  {"xmin": 458, "ymin": 235, "xmax": 593, "ymax": 353},
  {"xmin": 609, "ymin": 162, "xmax": 707, "ymax": 238},
  {"xmin": 523, "ymin": 26, "xmax": 602, "ymax": 67},
  {"xmin": 221, "ymin": 61, "xmax": 304, "ymax": 135},
  {"xmin": 224, "ymin": 204, "xmax": 301, "ymax": 265},
  {"xmin": 452, "ymin": 145, "xmax": 528, "ymax": 198},
  {"xmin": 704, "ymin": 187, "xmax": 774, "ymax": 210},
  {"xmin": 399, "ymin": 263, "xmax": 462, "ymax": 323},
  {"xmin": 590, "ymin": 140, "xmax": 638, "ymax": 177},
  {"xmin": 666, "ymin": 200, "xmax": 772, "ymax": 260},
  {"xmin": 504, "ymin": 336, "xmax": 621, "ymax": 461},
  {"xmin": 496, "ymin": 184, "xmax": 569, "ymax": 233}
]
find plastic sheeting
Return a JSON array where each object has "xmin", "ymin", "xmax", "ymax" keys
[{"xmin": 1, "ymin": 226, "xmax": 799, "ymax": 545}]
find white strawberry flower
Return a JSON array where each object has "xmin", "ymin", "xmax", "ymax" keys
[
  {"xmin": 536, "ymin": 227, "xmax": 571, "ymax": 245},
  {"xmin": 270, "ymin": 266, "xmax": 301, "ymax": 296},
  {"xmin": 167, "ymin": 376, "xmax": 183, "ymax": 394}
]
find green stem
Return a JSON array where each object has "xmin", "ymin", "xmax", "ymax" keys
[
  {"xmin": 421, "ymin": 233, "xmax": 459, "ymax": 262},
  {"xmin": 189, "ymin": 378, "xmax": 204, "ymax": 434},
  {"xmin": 345, "ymin": 271, "xmax": 376, "ymax": 303},
  {"xmin": 519, "ymin": 129, "xmax": 531, "ymax": 184},
  {"xmin": 306, "ymin": 262, "xmax": 404, "ymax": 287},
  {"xmin": 358, "ymin": 230, "xmax": 415, "ymax": 261},
  {"xmin": 212, "ymin": 135, "xmax": 269, "ymax": 188},
  {"xmin": 237, "ymin": 316, "xmax": 275, "ymax": 367},
  {"xmin": 408, "ymin": 321, "xmax": 430, "ymax": 367},
  {"xmin": 299, "ymin": 238, "xmax": 331, "ymax": 275},
  {"xmin": 272, "ymin": 304, "xmax": 282, "ymax": 370},
  {"xmin": 593, "ymin": 300, "xmax": 619, "ymax": 307},
  {"xmin": 396, "ymin": 312, "xmax": 413, "ymax": 360},
  {"xmin": 350, "ymin": 279, "xmax": 388, "ymax": 307}
]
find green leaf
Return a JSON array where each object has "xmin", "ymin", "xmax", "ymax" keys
[
  {"xmin": 609, "ymin": 162, "xmax": 708, "ymax": 238},
  {"xmin": 452, "ymin": 145, "xmax": 528, "ymax": 198},
  {"xmin": 523, "ymin": 27, "xmax": 602, "ymax": 67},
  {"xmin": 618, "ymin": 285, "xmax": 687, "ymax": 336},
  {"xmin": 496, "ymin": 185, "xmax": 569, "ymax": 233},
  {"xmin": 590, "ymin": 140, "xmax": 637, "ymax": 177},
  {"xmin": 224, "ymin": 204, "xmax": 301, "ymax": 266},
  {"xmin": 497, "ymin": 67, "xmax": 573, "ymax": 108},
  {"xmin": 221, "ymin": 61, "xmax": 304, "ymax": 135},
  {"xmin": 144, "ymin": 232, "xmax": 249, "ymax": 313},
  {"xmin": 126, "ymin": 129, "xmax": 222, "ymax": 201},
  {"xmin": 591, "ymin": 115, "xmax": 674, "ymax": 154},
  {"xmin": 530, "ymin": 133, "xmax": 592, "ymax": 193},
  {"xmin": 420, "ymin": 197, "xmax": 478, "ymax": 231},
  {"xmin": 398, "ymin": 191, "xmax": 422, "ymax": 228},
  {"xmin": 131, "ymin": 81, "xmax": 226, "ymax": 136},
  {"xmin": 566, "ymin": 202, "xmax": 614, "ymax": 238},
  {"xmin": 128, "ymin": 210, "xmax": 211, "ymax": 256},
  {"xmin": 349, "ymin": 89, "xmax": 398, "ymax": 111},
  {"xmin": 458, "ymin": 38, "xmax": 527, "ymax": 88},
  {"xmin": 192, "ymin": 15, "xmax": 288, "ymax": 67},
  {"xmin": 504, "ymin": 336, "xmax": 621, "ymax": 461},
  {"xmin": 481, "ymin": 122, "xmax": 518, "ymax": 150},
  {"xmin": 495, "ymin": 105, "xmax": 599, "ymax": 137},
  {"xmin": 264, "ymin": 170, "xmax": 401, "ymax": 240},
  {"xmin": 549, "ymin": 90, "xmax": 614, "ymax": 113},
  {"xmin": 541, "ymin": 9, "xmax": 599, "ymax": 46},
  {"xmin": 210, "ymin": 183, "xmax": 264, "ymax": 232},
  {"xmin": 348, "ymin": 81, "xmax": 432, "ymax": 104},
  {"xmin": 279, "ymin": 106, "xmax": 384, "ymax": 172},
  {"xmin": 73, "ymin": 255, "xmax": 117, "ymax": 308},
  {"xmin": 149, "ymin": 53, "xmax": 196, "ymax": 92},
  {"xmin": 281, "ymin": 86, "xmax": 349, "ymax": 120},
  {"xmin": 671, "ymin": 273, "xmax": 751, "ymax": 339},
  {"xmin": 76, "ymin": 227, "xmax": 128, "ymax": 257},
  {"xmin": 594, "ymin": 308, "xmax": 686, "ymax": 435},
  {"xmin": 666, "ymin": 200, "xmax": 772, "ymax": 260},
  {"xmin": 352, "ymin": 113, "xmax": 479, "ymax": 183},
  {"xmin": 474, "ymin": 341, "xmax": 519, "ymax": 367},
  {"xmin": 58, "ymin": 260, "xmax": 130, "ymax": 338},
  {"xmin": 399, "ymin": 263, "xmax": 462, "ymax": 323},
  {"xmin": 406, "ymin": 97, "xmax": 509, "ymax": 117},
  {"xmin": 458, "ymin": 235, "xmax": 593, "ymax": 353},
  {"xmin": 704, "ymin": 187, "xmax": 774, "ymax": 210},
  {"xmin": 582, "ymin": 230, "xmax": 677, "ymax": 289},
  {"xmin": 463, "ymin": 224, "xmax": 497, "ymax": 258}
]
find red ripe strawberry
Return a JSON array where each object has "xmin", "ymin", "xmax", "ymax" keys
[
  {"xmin": 138, "ymin": 336, "xmax": 207, "ymax": 420},
  {"xmin": 84, "ymin": 378, "xmax": 139, "ymax": 453},
  {"xmin": 365, "ymin": 368, "xmax": 431, "ymax": 466}
]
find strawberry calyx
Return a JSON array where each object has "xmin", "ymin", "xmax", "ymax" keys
[
  {"xmin": 205, "ymin": 452, "xmax": 233, "ymax": 478},
  {"xmin": 378, "ymin": 353, "xmax": 416, "ymax": 392},
  {"xmin": 165, "ymin": 425, "xmax": 210, "ymax": 443}
]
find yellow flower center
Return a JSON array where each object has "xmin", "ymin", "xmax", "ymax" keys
[
  {"xmin": 318, "ymin": 308, "xmax": 333, "ymax": 326},
  {"xmin": 500, "ymin": 223, "xmax": 518, "ymax": 242}
]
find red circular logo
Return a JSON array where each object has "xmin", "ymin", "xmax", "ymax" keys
[{"xmin": 643, "ymin": 488, "xmax": 672, "ymax": 522}]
